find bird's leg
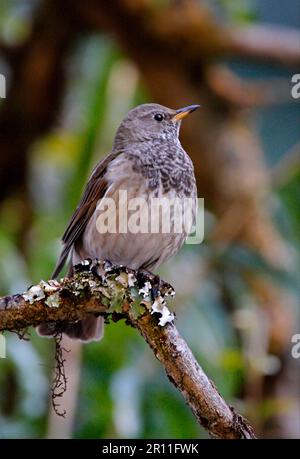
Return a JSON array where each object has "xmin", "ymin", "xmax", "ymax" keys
[
  {"xmin": 150, "ymin": 276, "xmax": 161, "ymax": 303},
  {"xmin": 75, "ymin": 259, "xmax": 174, "ymax": 303}
]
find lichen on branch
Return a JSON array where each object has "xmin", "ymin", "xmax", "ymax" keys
[
  {"xmin": 0, "ymin": 259, "xmax": 175, "ymax": 332},
  {"xmin": 0, "ymin": 259, "xmax": 255, "ymax": 439}
]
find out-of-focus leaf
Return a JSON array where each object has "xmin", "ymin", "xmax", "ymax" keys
[
  {"xmin": 218, "ymin": 0, "xmax": 257, "ymax": 24},
  {"xmin": 66, "ymin": 42, "xmax": 119, "ymax": 212},
  {"xmin": 276, "ymin": 169, "xmax": 300, "ymax": 243},
  {"xmin": 214, "ymin": 244, "xmax": 298, "ymax": 292}
]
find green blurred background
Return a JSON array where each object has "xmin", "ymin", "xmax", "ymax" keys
[{"xmin": 0, "ymin": 0, "xmax": 299, "ymax": 439}]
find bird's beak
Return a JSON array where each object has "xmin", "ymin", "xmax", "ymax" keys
[{"xmin": 172, "ymin": 104, "xmax": 201, "ymax": 122}]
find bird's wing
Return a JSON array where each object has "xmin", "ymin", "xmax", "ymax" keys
[{"xmin": 52, "ymin": 151, "xmax": 120, "ymax": 279}]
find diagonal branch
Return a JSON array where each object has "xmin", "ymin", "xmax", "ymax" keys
[
  {"xmin": 228, "ymin": 24, "xmax": 300, "ymax": 67},
  {"xmin": 70, "ymin": 0, "xmax": 300, "ymax": 67},
  {"xmin": 0, "ymin": 259, "xmax": 256, "ymax": 439},
  {"xmin": 206, "ymin": 65, "xmax": 293, "ymax": 108}
]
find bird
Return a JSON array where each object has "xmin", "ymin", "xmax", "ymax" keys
[{"xmin": 37, "ymin": 103, "xmax": 199, "ymax": 342}]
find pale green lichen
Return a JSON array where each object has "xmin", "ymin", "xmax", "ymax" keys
[
  {"xmin": 22, "ymin": 280, "xmax": 62, "ymax": 305},
  {"xmin": 22, "ymin": 285, "xmax": 45, "ymax": 304},
  {"xmin": 109, "ymin": 291, "xmax": 126, "ymax": 313},
  {"xmin": 91, "ymin": 261, "xmax": 176, "ymax": 325},
  {"xmin": 88, "ymin": 285, "xmax": 108, "ymax": 300},
  {"xmin": 39, "ymin": 279, "xmax": 60, "ymax": 293},
  {"xmin": 138, "ymin": 281, "xmax": 152, "ymax": 299},
  {"xmin": 45, "ymin": 292, "xmax": 61, "ymax": 308},
  {"xmin": 21, "ymin": 259, "xmax": 176, "ymax": 327},
  {"xmin": 115, "ymin": 272, "xmax": 129, "ymax": 288},
  {"xmin": 130, "ymin": 296, "xmax": 146, "ymax": 319},
  {"xmin": 151, "ymin": 296, "xmax": 175, "ymax": 326},
  {"xmin": 128, "ymin": 273, "xmax": 137, "ymax": 287}
]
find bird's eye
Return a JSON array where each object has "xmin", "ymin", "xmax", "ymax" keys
[{"xmin": 154, "ymin": 113, "xmax": 164, "ymax": 122}]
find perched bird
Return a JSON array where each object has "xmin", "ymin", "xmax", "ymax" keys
[{"xmin": 37, "ymin": 103, "xmax": 199, "ymax": 342}]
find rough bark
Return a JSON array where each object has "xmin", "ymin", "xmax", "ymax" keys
[{"xmin": 0, "ymin": 260, "xmax": 256, "ymax": 439}]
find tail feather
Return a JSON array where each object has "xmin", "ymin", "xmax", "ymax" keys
[
  {"xmin": 36, "ymin": 316, "xmax": 104, "ymax": 342},
  {"xmin": 37, "ymin": 259, "xmax": 105, "ymax": 343}
]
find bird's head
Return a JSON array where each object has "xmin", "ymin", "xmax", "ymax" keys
[{"xmin": 113, "ymin": 103, "xmax": 200, "ymax": 150}]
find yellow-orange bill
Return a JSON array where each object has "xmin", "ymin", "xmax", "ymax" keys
[{"xmin": 172, "ymin": 104, "xmax": 200, "ymax": 122}]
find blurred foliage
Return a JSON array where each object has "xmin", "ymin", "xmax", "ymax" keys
[
  {"xmin": 214, "ymin": 0, "xmax": 257, "ymax": 24},
  {"xmin": 0, "ymin": 0, "xmax": 299, "ymax": 439},
  {"xmin": 0, "ymin": 0, "xmax": 37, "ymax": 45}
]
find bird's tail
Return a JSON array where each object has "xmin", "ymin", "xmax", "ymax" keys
[
  {"xmin": 36, "ymin": 316, "xmax": 104, "ymax": 342},
  {"xmin": 37, "ymin": 259, "xmax": 104, "ymax": 342}
]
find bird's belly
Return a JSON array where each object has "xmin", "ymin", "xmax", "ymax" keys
[
  {"xmin": 79, "ymin": 211, "xmax": 186, "ymax": 271},
  {"xmin": 84, "ymin": 231, "xmax": 183, "ymax": 270},
  {"xmin": 75, "ymin": 178, "xmax": 191, "ymax": 271}
]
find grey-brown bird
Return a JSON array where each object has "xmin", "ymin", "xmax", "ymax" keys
[{"xmin": 37, "ymin": 103, "xmax": 199, "ymax": 342}]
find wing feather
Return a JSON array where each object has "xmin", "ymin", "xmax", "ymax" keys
[{"xmin": 52, "ymin": 151, "xmax": 120, "ymax": 278}]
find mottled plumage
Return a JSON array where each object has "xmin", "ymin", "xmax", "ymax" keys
[{"xmin": 37, "ymin": 103, "xmax": 199, "ymax": 342}]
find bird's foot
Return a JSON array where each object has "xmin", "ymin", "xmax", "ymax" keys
[
  {"xmin": 136, "ymin": 269, "xmax": 174, "ymax": 302},
  {"xmin": 73, "ymin": 259, "xmax": 175, "ymax": 300}
]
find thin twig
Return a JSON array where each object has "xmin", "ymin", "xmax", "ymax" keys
[{"xmin": 51, "ymin": 332, "xmax": 69, "ymax": 417}]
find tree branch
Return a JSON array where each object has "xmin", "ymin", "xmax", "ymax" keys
[
  {"xmin": 69, "ymin": 0, "xmax": 300, "ymax": 67},
  {"xmin": 0, "ymin": 259, "xmax": 255, "ymax": 439},
  {"xmin": 206, "ymin": 65, "xmax": 292, "ymax": 108},
  {"xmin": 0, "ymin": 0, "xmax": 77, "ymax": 203},
  {"xmin": 228, "ymin": 24, "xmax": 300, "ymax": 67}
]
